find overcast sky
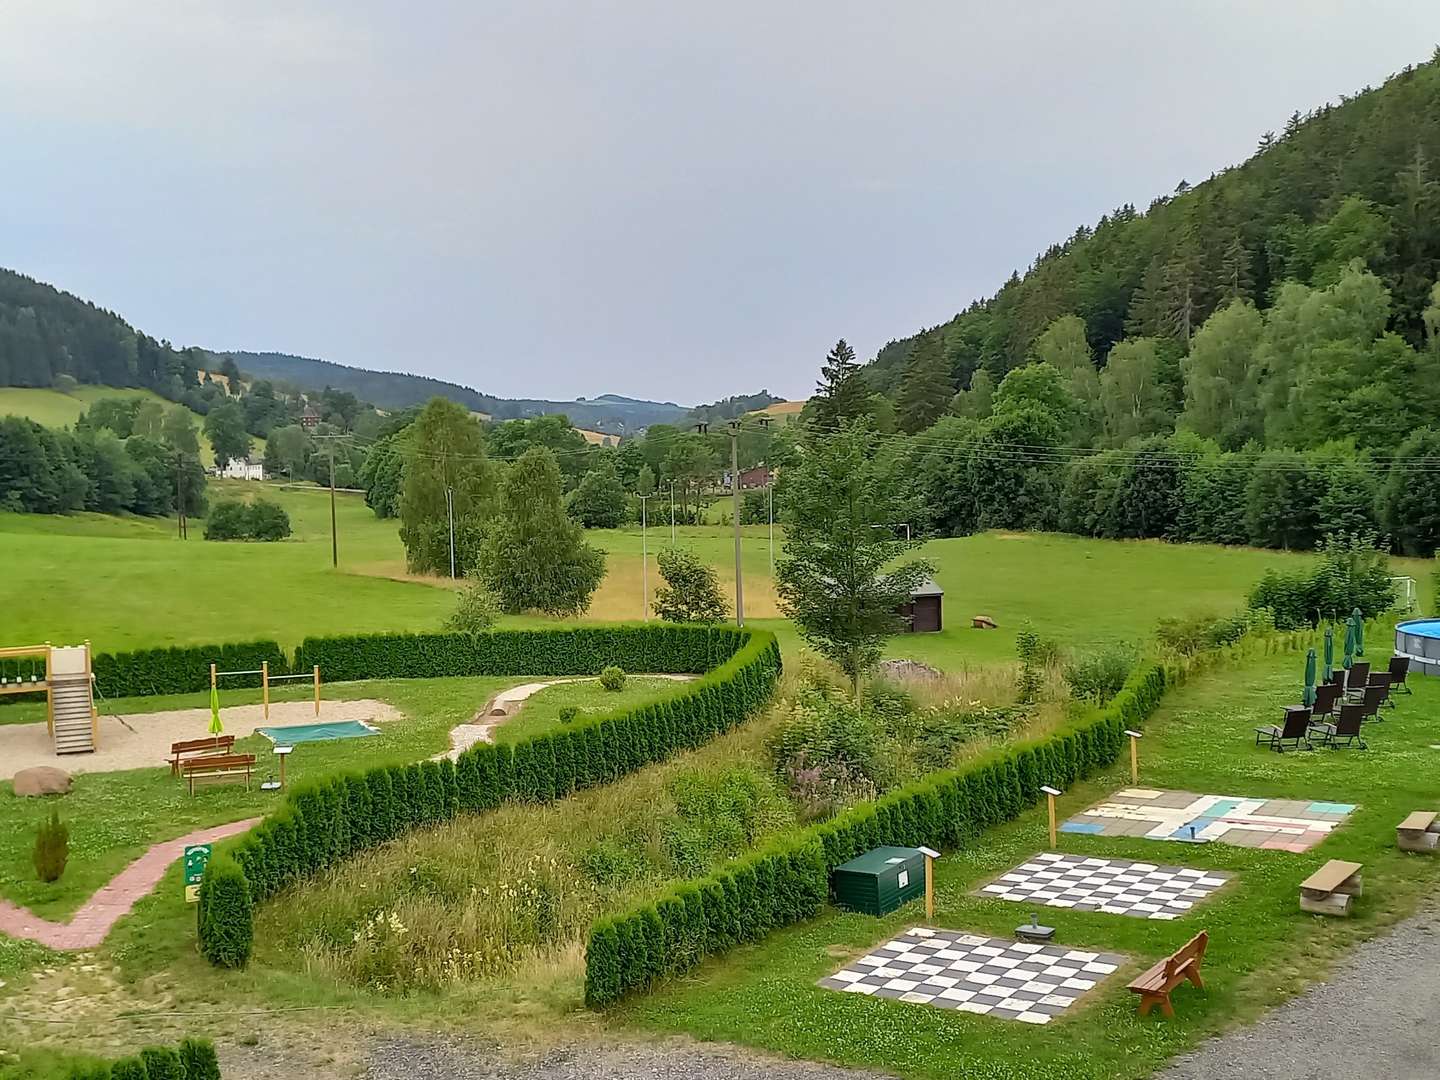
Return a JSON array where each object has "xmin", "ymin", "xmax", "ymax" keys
[{"xmin": 2, "ymin": 3, "xmax": 1436, "ymax": 405}]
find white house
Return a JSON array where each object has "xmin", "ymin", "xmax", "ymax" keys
[{"xmin": 219, "ymin": 458, "xmax": 265, "ymax": 481}]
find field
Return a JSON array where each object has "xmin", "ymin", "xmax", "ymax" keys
[
  {"xmin": 0, "ymin": 385, "xmax": 251, "ymax": 467},
  {"xmin": 3, "ymin": 478, "xmax": 1415, "ymax": 662}
]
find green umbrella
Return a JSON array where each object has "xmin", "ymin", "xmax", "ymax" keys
[
  {"xmin": 1323, "ymin": 623, "xmax": 1334, "ymax": 681},
  {"xmin": 1303, "ymin": 647, "xmax": 1317, "ymax": 707},
  {"xmin": 208, "ymin": 684, "xmax": 223, "ymax": 735},
  {"xmin": 1351, "ymin": 607, "xmax": 1365, "ymax": 657},
  {"xmin": 1342, "ymin": 618, "xmax": 1356, "ymax": 670}
]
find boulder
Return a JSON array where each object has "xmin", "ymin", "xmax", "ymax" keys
[
  {"xmin": 877, "ymin": 659, "xmax": 943, "ymax": 683},
  {"xmin": 12, "ymin": 766, "xmax": 72, "ymax": 797},
  {"xmin": 972, "ymin": 614, "xmax": 998, "ymax": 629}
]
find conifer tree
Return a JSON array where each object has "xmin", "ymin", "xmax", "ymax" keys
[
  {"xmin": 895, "ymin": 330, "xmax": 953, "ymax": 433},
  {"xmin": 810, "ymin": 339, "xmax": 868, "ymax": 431},
  {"xmin": 398, "ymin": 397, "xmax": 496, "ymax": 575}
]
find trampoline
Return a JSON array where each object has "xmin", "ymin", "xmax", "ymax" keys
[
  {"xmin": 1395, "ymin": 619, "xmax": 1440, "ymax": 677},
  {"xmin": 255, "ymin": 719, "xmax": 378, "ymax": 744}
]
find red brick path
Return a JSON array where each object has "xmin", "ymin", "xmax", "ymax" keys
[{"xmin": 0, "ymin": 818, "xmax": 260, "ymax": 950}]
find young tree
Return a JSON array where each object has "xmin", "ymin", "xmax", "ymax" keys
[
  {"xmin": 566, "ymin": 465, "xmax": 629, "ymax": 528},
  {"xmin": 652, "ymin": 547, "xmax": 728, "ymax": 623},
  {"xmin": 398, "ymin": 398, "xmax": 496, "ymax": 574},
  {"xmin": 160, "ymin": 406, "xmax": 201, "ymax": 457},
  {"xmin": 1381, "ymin": 427, "xmax": 1440, "ymax": 556},
  {"xmin": 1032, "ymin": 315, "xmax": 1100, "ymax": 439},
  {"xmin": 1181, "ymin": 299, "xmax": 1263, "ymax": 448},
  {"xmin": 446, "ymin": 574, "xmax": 501, "ymax": 633},
  {"xmin": 264, "ymin": 424, "xmax": 311, "ymax": 480},
  {"xmin": 1099, "ymin": 337, "xmax": 1172, "ymax": 444},
  {"xmin": 810, "ymin": 339, "xmax": 868, "ymax": 431},
  {"xmin": 477, "ymin": 447, "xmax": 605, "ymax": 616},
  {"xmin": 896, "ymin": 330, "xmax": 953, "ymax": 433},
  {"xmin": 950, "ymin": 369, "xmax": 994, "ymax": 419},
  {"xmin": 203, "ymin": 402, "xmax": 251, "ymax": 470},
  {"xmin": 775, "ymin": 424, "xmax": 933, "ymax": 691}
]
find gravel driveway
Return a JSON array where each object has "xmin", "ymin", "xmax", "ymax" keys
[{"xmin": 1162, "ymin": 901, "xmax": 1440, "ymax": 1079}]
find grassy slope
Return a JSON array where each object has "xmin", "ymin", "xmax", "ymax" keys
[
  {"xmin": 491, "ymin": 677, "xmax": 690, "ymax": 745},
  {"xmin": 0, "ymin": 384, "xmax": 267, "ymax": 467},
  {"xmin": 614, "ymin": 648, "xmax": 1440, "ymax": 1080}
]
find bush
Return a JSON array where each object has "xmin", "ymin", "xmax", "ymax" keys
[
  {"xmin": 203, "ymin": 499, "xmax": 291, "ymax": 542},
  {"xmin": 198, "ymin": 855, "xmax": 252, "ymax": 968},
  {"xmin": 139, "ymin": 1047, "xmax": 184, "ymax": 1080},
  {"xmin": 558, "ymin": 705, "xmax": 579, "ymax": 723},
  {"xmin": 33, "ymin": 809, "xmax": 68, "ymax": 883},
  {"xmin": 178, "ymin": 1038, "xmax": 222, "ymax": 1080},
  {"xmin": 1014, "ymin": 625, "xmax": 1045, "ymax": 704},
  {"xmin": 445, "ymin": 575, "xmax": 501, "ymax": 634},
  {"xmin": 1063, "ymin": 645, "xmax": 1135, "ymax": 704},
  {"xmin": 108, "ymin": 1059, "xmax": 147, "ymax": 1080},
  {"xmin": 1247, "ymin": 532, "xmax": 1396, "ymax": 629},
  {"xmin": 599, "ymin": 665, "xmax": 626, "ymax": 692},
  {"xmin": 652, "ymin": 548, "xmax": 729, "ymax": 623}
]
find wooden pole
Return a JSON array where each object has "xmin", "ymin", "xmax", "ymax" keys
[
  {"xmin": 925, "ymin": 854, "xmax": 935, "ymax": 920},
  {"xmin": 45, "ymin": 641, "xmax": 53, "ymax": 739},
  {"xmin": 280, "ymin": 752, "xmax": 288, "ymax": 789},
  {"xmin": 313, "ymin": 665, "xmax": 320, "ymax": 716},
  {"xmin": 210, "ymin": 663, "xmax": 217, "ymax": 695},
  {"xmin": 1047, "ymin": 792, "xmax": 1057, "ymax": 849},
  {"xmin": 262, "ymin": 660, "xmax": 269, "ymax": 721},
  {"xmin": 1130, "ymin": 735, "xmax": 1139, "ymax": 784}
]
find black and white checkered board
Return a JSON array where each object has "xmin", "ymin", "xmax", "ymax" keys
[
  {"xmin": 818, "ymin": 927, "xmax": 1124, "ymax": 1024},
  {"xmin": 978, "ymin": 852, "xmax": 1229, "ymax": 919}
]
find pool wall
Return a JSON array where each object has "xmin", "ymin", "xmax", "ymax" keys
[{"xmin": 1395, "ymin": 619, "xmax": 1440, "ymax": 676}]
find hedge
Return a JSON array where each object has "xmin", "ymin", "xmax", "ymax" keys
[
  {"xmin": 92, "ymin": 641, "xmax": 287, "ymax": 698},
  {"xmin": 66, "ymin": 1038, "xmax": 220, "ymax": 1079},
  {"xmin": 582, "ymin": 661, "xmax": 1170, "ymax": 1006},
  {"xmin": 197, "ymin": 625, "xmax": 782, "ymax": 968}
]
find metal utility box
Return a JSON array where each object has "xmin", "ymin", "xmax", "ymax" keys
[{"xmin": 831, "ymin": 846, "xmax": 927, "ymax": 916}]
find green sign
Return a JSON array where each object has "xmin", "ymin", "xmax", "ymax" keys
[{"xmin": 183, "ymin": 843, "xmax": 212, "ymax": 903}]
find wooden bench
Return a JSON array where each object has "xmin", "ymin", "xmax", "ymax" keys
[
  {"xmin": 1127, "ymin": 931, "xmax": 1207, "ymax": 1018},
  {"xmin": 168, "ymin": 735, "xmax": 235, "ymax": 776},
  {"xmin": 1299, "ymin": 859, "xmax": 1363, "ymax": 916},
  {"xmin": 182, "ymin": 752, "xmax": 255, "ymax": 795},
  {"xmin": 1397, "ymin": 811, "xmax": 1440, "ymax": 854}
]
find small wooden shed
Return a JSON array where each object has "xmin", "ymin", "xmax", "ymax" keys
[
  {"xmin": 831, "ymin": 846, "xmax": 927, "ymax": 916},
  {"xmin": 897, "ymin": 578, "xmax": 944, "ymax": 633}
]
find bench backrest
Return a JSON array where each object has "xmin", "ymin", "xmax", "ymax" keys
[
  {"xmin": 1389, "ymin": 655, "xmax": 1410, "ymax": 683},
  {"xmin": 182, "ymin": 752, "xmax": 255, "ymax": 772},
  {"xmin": 1313, "ymin": 682, "xmax": 1340, "ymax": 715},
  {"xmin": 1281, "ymin": 707, "xmax": 1311, "ymax": 738},
  {"xmin": 172, "ymin": 735, "xmax": 234, "ymax": 754},
  {"xmin": 1336, "ymin": 703, "xmax": 1365, "ymax": 735},
  {"xmin": 1163, "ymin": 931, "xmax": 1208, "ymax": 978}
]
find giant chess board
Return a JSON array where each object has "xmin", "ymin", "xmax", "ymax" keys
[
  {"xmin": 1061, "ymin": 788, "xmax": 1354, "ymax": 852},
  {"xmin": 818, "ymin": 927, "xmax": 1124, "ymax": 1024},
  {"xmin": 978, "ymin": 852, "xmax": 1229, "ymax": 919}
]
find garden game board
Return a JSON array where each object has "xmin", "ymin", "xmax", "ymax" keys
[
  {"xmin": 818, "ymin": 927, "xmax": 1124, "ymax": 1024},
  {"xmin": 977, "ymin": 852, "xmax": 1229, "ymax": 919},
  {"xmin": 1060, "ymin": 788, "xmax": 1355, "ymax": 852}
]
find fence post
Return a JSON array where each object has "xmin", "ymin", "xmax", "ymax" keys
[
  {"xmin": 313, "ymin": 665, "xmax": 320, "ymax": 716},
  {"xmin": 262, "ymin": 660, "xmax": 269, "ymax": 721}
]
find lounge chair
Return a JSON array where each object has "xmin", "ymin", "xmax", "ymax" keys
[
  {"xmin": 1328, "ymin": 669, "xmax": 1347, "ymax": 688},
  {"xmin": 1358, "ymin": 684, "xmax": 1387, "ymax": 721},
  {"xmin": 1367, "ymin": 673, "xmax": 1395, "ymax": 710},
  {"xmin": 1388, "ymin": 655, "xmax": 1412, "ymax": 695},
  {"xmin": 1343, "ymin": 662, "xmax": 1371, "ymax": 698},
  {"xmin": 1311, "ymin": 682, "xmax": 1341, "ymax": 719},
  {"xmin": 1310, "ymin": 703, "xmax": 1367, "ymax": 749},
  {"xmin": 1255, "ymin": 706, "xmax": 1314, "ymax": 752}
]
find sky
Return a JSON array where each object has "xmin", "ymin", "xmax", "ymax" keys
[{"xmin": 2, "ymin": 3, "xmax": 1437, "ymax": 405}]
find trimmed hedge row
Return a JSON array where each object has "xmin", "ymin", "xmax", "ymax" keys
[
  {"xmin": 93, "ymin": 641, "xmax": 287, "ymax": 698},
  {"xmin": 583, "ymin": 661, "xmax": 1170, "ymax": 1006},
  {"xmin": 198, "ymin": 625, "xmax": 781, "ymax": 968},
  {"xmin": 67, "ymin": 1037, "xmax": 220, "ymax": 1079}
]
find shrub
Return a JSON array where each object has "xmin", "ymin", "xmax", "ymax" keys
[
  {"xmin": 1014, "ymin": 625, "xmax": 1045, "ymax": 704},
  {"xmin": 599, "ymin": 665, "xmax": 626, "ymax": 692},
  {"xmin": 109, "ymin": 1060, "xmax": 147, "ymax": 1080},
  {"xmin": 33, "ymin": 809, "xmax": 68, "ymax": 883},
  {"xmin": 1156, "ymin": 611, "xmax": 1251, "ymax": 655},
  {"xmin": 198, "ymin": 855, "xmax": 252, "ymax": 968},
  {"xmin": 445, "ymin": 575, "xmax": 500, "ymax": 634},
  {"xmin": 1063, "ymin": 645, "xmax": 1135, "ymax": 704},
  {"xmin": 203, "ymin": 498, "xmax": 291, "ymax": 542},
  {"xmin": 1247, "ymin": 532, "xmax": 1396, "ymax": 629},
  {"xmin": 178, "ymin": 1037, "xmax": 222, "ymax": 1080},
  {"xmin": 652, "ymin": 548, "xmax": 728, "ymax": 623},
  {"xmin": 558, "ymin": 705, "xmax": 579, "ymax": 723},
  {"xmin": 139, "ymin": 1047, "xmax": 184, "ymax": 1080},
  {"xmin": 247, "ymin": 500, "xmax": 292, "ymax": 541}
]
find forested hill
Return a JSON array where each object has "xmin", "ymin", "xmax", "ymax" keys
[
  {"xmin": 866, "ymin": 51, "xmax": 1440, "ymax": 406},
  {"xmin": 0, "ymin": 268, "xmax": 204, "ymax": 396},
  {"xmin": 222, "ymin": 350, "xmax": 689, "ymax": 434}
]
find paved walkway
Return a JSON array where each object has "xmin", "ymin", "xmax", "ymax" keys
[{"xmin": 0, "ymin": 818, "xmax": 259, "ymax": 949}]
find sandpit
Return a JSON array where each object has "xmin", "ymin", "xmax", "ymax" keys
[{"xmin": 0, "ymin": 698, "xmax": 402, "ymax": 780}]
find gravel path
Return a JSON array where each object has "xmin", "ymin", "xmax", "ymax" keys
[
  {"xmin": 1162, "ymin": 901, "xmax": 1440, "ymax": 1079},
  {"xmin": 361, "ymin": 1034, "xmax": 891, "ymax": 1080}
]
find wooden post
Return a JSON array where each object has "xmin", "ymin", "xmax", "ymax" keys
[
  {"xmin": 262, "ymin": 660, "xmax": 270, "ymax": 721},
  {"xmin": 280, "ymin": 751, "xmax": 288, "ymax": 789},
  {"xmin": 925, "ymin": 854, "xmax": 934, "ymax": 919},
  {"xmin": 210, "ymin": 662, "xmax": 217, "ymax": 695},
  {"xmin": 1042, "ymin": 786, "xmax": 1062, "ymax": 849},
  {"xmin": 313, "ymin": 665, "xmax": 321, "ymax": 716},
  {"xmin": 1125, "ymin": 729, "xmax": 1143, "ymax": 785},
  {"xmin": 45, "ymin": 641, "xmax": 53, "ymax": 739},
  {"xmin": 85, "ymin": 640, "xmax": 97, "ymax": 750}
]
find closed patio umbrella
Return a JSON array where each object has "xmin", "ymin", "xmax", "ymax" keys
[
  {"xmin": 1303, "ymin": 648, "xmax": 1317, "ymax": 707},
  {"xmin": 208, "ymin": 684, "xmax": 223, "ymax": 735},
  {"xmin": 1342, "ymin": 618, "xmax": 1356, "ymax": 670},
  {"xmin": 1323, "ymin": 623, "xmax": 1334, "ymax": 681},
  {"xmin": 1351, "ymin": 607, "xmax": 1365, "ymax": 657}
]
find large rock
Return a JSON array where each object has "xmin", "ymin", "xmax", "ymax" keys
[
  {"xmin": 12, "ymin": 766, "xmax": 72, "ymax": 797},
  {"xmin": 876, "ymin": 659, "xmax": 943, "ymax": 684}
]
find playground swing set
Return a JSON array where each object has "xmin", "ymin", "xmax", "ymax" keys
[
  {"xmin": 209, "ymin": 661, "xmax": 324, "ymax": 720},
  {"xmin": 0, "ymin": 642, "xmax": 99, "ymax": 755}
]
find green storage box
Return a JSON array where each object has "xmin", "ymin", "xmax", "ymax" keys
[{"xmin": 831, "ymin": 846, "xmax": 926, "ymax": 916}]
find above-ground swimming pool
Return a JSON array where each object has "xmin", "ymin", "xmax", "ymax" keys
[{"xmin": 1395, "ymin": 619, "xmax": 1440, "ymax": 676}]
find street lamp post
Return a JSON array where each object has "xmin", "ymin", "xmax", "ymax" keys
[{"xmin": 444, "ymin": 486, "xmax": 456, "ymax": 579}]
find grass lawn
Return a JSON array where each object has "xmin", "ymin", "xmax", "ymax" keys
[
  {"xmin": 0, "ymin": 675, "xmax": 517, "ymax": 920},
  {"xmin": 491, "ymin": 676, "xmax": 692, "ymax": 745},
  {"xmin": 610, "ymin": 648, "xmax": 1440, "ymax": 1080}
]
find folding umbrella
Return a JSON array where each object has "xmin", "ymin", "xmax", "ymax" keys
[{"xmin": 1303, "ymin": 648, "xmax": 1317, "ymax": 707}]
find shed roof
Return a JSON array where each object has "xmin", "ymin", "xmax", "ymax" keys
[
  {"xmin": 910, "ymin": 577, "xmax": 944, "ymax": 599},
  {"xmin": 834, "ymin": 846, "xmax": 924, "ymax": 875}
]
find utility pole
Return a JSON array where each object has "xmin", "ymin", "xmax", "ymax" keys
[
  {"xmin": 175, "ymin": 452, "xmax": 185, "ymax": 539},
  {"xmin": 727, "ymin": 420, "xmax": 745, "ymax": 627},
  {"xmin": 313, "ymin": 433, "xmax": 348, "ymax": 569},
  {"xmin": 767, "ymin": 472, "xmax": 774, "ymax": 578},
  {"xmin": 637, "ymin": 493, "xmax": 652, "ymax": 620},
  {"xmin": 445, "ymin": 486, "xmax": 456, "ymax": 579},
  {"xmin": 669, "ymin": 481, "xmax": 677, "ymax": 546}
]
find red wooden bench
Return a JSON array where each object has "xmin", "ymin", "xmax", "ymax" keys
[
  {"xmin": 182, "ymin": 752, "xmax": 255, "ymax": 795},
  {"xmin": 1127, "ymin": 931, "xmax": 1207, "ymax": 1018}
]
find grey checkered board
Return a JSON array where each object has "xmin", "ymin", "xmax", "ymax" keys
[
  {"xmin": 818, "ymin": 926, "xmax": 1124, "ymax": 1024},
  {"xmin": 979, "ymin": 852, "xmax": 1230, "ymax": 919}
]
